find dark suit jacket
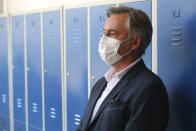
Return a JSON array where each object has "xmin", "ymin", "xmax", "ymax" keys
[{"xmin": 77, "ymin": 59, "xmax": 169, "ymax": 131}]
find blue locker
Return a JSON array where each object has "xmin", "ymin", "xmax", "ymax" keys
[
  {"xmin": 0, "ymin": 17, "xmax": 9, "ymax": 118},
  {"xmin": 26, "ymin": 13, "xmax": 43, "ymax": 129},
  {"xmin": 158, "ymin": 0, "xmax": 196, "ymax": 131},
  {"xmin": 0, "ymin": 115, "xmax": 10, "ymax": 131},
  {"xmin": 90, "ymin": 4, "xmax": 115, "ymax": 88},
  {"xmin": 14, "ymin": 120, "xmax": 26, "ymax": 131},
  {"xmin": 11, "ymin": 15, "xmax": 26, "ymax": 123},
  {"xmin": 121, "ymin": 1, "xmax": 152, "ymax": 69},
  {"xmin": 66, "ymin": 8, "xmax": 88, "ymax": 131},
  {"xmin": 43, "ymin": 10, "xmax": 62, "ymax": 131}
]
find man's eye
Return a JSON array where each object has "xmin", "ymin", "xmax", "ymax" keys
[
  {"xmin": 111, "ymin": 33, "xmax": 117, "ymax": 36},
  {"xmin": 110, "ymin": 33, "xmax": 117, "ymax": 37},
  {"xmin": 103, "ymin": 30, "xmax": 118, "ymax": 37},
  {"xmin": 110, "ymin": 31, "xmax": 118, "ymax": 36}
]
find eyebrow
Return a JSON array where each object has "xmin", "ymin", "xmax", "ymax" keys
[{"xmin": 103, "ymin": 29, "xmax": 118, "ymax": 33}]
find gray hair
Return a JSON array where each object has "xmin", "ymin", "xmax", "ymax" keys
[{"xmin": 106, "ymin": 6, "xmax": 153, "ymax": 56}]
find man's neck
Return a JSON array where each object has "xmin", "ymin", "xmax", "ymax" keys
[{"xmin": 111, "ymin": 55, "xmax": 139, "ymax": 73}]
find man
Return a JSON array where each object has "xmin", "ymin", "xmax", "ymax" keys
[{"xmin": 77, "ymin": 6, "xmax": 169, "ymax": 131}]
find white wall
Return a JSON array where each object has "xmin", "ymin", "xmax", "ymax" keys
[
  {"xmin": 4, "ymin": 0, "xmax": 106, "ymax": 12},
  {"xmin": 3, "ymin": 0, "xmax": 149, "ymax": 13}
]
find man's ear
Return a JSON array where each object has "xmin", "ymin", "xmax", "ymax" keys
[{"xmin": 131, "ymin": 35, "xmax": 142, "ymax": 50}]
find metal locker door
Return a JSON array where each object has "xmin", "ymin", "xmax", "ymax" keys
[
  {"xmin": 90, "ymin": 4, "xmax": 115, "ymax": 88},
  {"xmin": 29, "ymin": 126, "xmax": 42, "ymax": 131},
  {"xmin": 0, "ymin": 115, "xmax": 10, "ymax": 131},
  {"xmin": 14, "ymin": 120, "xmax": 26, "ymax": 131},
  {"xmin": 0, "ymin": 16, "xmax": 10, "ymax": 130},
  {"xmin": 26, "ymin": 13, "xmax": 43, "ymax": 130},
  {"xmin": 11, "ymin": 15, "xmax": 26, "ymax": 129},
  {"xmin": 65, "ymin": 7, "xmax": 88, "ymax": 131},
  {"xmin": 158, "ymin": 0, "xmax": 196, "ymax": 131},
  {"xmin": 121, "ymin": 1, "xmax": 152, "ymax": 69},
  {"xmin": 43, "ymin": 10, "xmax": 63, "ymax": 131}
]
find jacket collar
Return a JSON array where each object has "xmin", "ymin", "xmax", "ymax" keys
[{"xmin": 83, "ymin": 77, "xmax": 107, "ymax": 130}]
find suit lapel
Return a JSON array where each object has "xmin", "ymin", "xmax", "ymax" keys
[
  {"xmin": 87, "ymin": 59, "xmax": 146, "ymax": 128},
  {"xmin": 83, "ymin": 77, "xmax": 107, "ymax": 129}
]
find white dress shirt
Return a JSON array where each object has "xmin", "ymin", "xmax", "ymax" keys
[{"xmin": 90, "ymin": 58, "xmax": 141, "ymax": 122}]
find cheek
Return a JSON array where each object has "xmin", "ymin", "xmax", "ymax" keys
[{"xmin": 117, "ymin": 42, "xmax": 131, "ymax": 55}]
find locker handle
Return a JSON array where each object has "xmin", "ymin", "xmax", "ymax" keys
[
  {"xmin": 92, "ymin": 76, "xmax": 95, "ymax": 80},
  {"xmin": 44, "ymin": 70, "xmax": 47, "ymax": 73},
  {"xmin": 12, "ymin": 66, "xmax": 15, "ymax": 69},
  {"xmin": 67, "ymin": 72, "xmax": 70, "ymax": 77},
  {"xmin": 27, "ymin": 67, "xmax": 30, "ymax": 71}
]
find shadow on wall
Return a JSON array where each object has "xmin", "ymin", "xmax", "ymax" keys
[{"xmin": 167, "ymin": 13, "xmax": 196, "ymax": 131}]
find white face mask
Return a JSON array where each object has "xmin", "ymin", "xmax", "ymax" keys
[{"xmin": 98, "ymin": 35, "xmax": 133, "ymax": 65}]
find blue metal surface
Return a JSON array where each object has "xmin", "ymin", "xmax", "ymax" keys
[
  {"xmin": 65, "ymin": 7, "xmax": 88, "ymax": 131},
  {"xmin": 29, "ymin": 126, "xmax": 42, "ymax": 131},
  {"xmin": 26, "ymin": 13, "xmax": 43, "ymax": 129},
  {"xmin": 90, "ymin": 4, "xmax": 115, "ymax": 88},
  {"xmin": 43, "ymin": 10, "xmax": 62, "ymax": 131},
  {"xmin": 0, "ymin": 17, "xmax": 9, "ymax": 117},
  {"xmin": 158, "ymin": 0, "xmax": 196, "ymax": 131},
  {"xmin": 121, "ymin": 1, "xmax": 152, "ymax": 69},
  {"xmin": 14, "ymin": 120, "xmax": 26, "ymax": 131},
  {"xmin": 11, "ymin": 15, "xmax": 26, "ymax": 123},
  {"xmin": 0, "ymin": 115, "xmax": 10, "ymax": 131}
]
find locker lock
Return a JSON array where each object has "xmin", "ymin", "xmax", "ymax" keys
[
  {"xmin": 44, "ymin": 70, "xmax": 47, "ymax": 73},
  {"xmin": 27, "ymin": 67, "xmax": 30, "ymax": 71},
  {"xmin": 67, "ymin": 72, "xmax": 70, "ymax": 77},
  {"xmin": 12, "ymin": 66, "xmax": 15, "ymax": 69},
  {"xmin": 92, "ymin": 76, "xmax": 95, "ymax": 80}
]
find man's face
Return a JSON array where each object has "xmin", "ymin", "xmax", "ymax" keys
[{"xmin": 104, "ymin": 13, "xmax": 132, "ymax": 56}]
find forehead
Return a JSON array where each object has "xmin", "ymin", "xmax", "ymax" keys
[{"xmin": 104, "ymin": 13, "xmax": 129, "ymax": 32}]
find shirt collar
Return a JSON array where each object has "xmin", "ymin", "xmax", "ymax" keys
[{"xmin": 104, "ymin": 58, "xmax": 142, "ymax": 82}]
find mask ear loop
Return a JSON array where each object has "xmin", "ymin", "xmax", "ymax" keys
[
  {"xmin": 119, "ymin": 37, "xmax": 135, "ymax": 57},
  {"xmin": 121, "ymin": 37, "xmax": 133, "ymax": 43},
  {"xmin": 120, "ymin": 47, "xmax": 133, "ymax": 57}
]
